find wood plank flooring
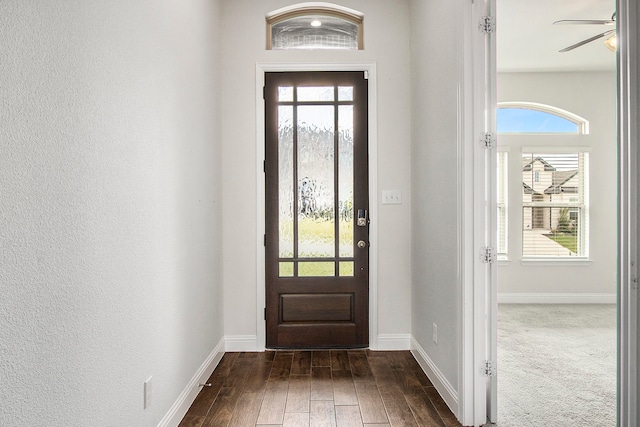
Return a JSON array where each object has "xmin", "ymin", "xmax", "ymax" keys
[{"xmin": 179, "ymin": 350, "xmax": 462, "ymax": 427}]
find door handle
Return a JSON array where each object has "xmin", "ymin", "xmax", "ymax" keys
[{"xmin": 357, "ymin": 209, "xmax": 368, "ymax": 227}]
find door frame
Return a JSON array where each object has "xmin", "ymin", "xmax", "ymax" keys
[
  {"xmin": 462, "ymin": 0, "xmax": 639, "ymax": 425},
  {"xmin": 616, "ymin": 0, "xmax": 639, "ymax": 424},
  {"xmin": 255, "ymin": 62, "xmax": 378, "ymax": 351},
  {"xmin": 457, "ymin": 0, "xmax": 496, "ymax": 424}
]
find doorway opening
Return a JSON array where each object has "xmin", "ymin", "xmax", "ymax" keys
[{"xmin": 493, "ymin": 1, "xmax": 618, "ymax": 425}]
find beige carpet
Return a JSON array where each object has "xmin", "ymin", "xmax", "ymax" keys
[{"xmin": 496, "ymin": 304, "xmax": 616, "ymax": 426}]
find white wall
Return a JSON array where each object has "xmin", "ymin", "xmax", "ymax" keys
[
  {"xmin": 409, "ymin": 0, "xmax": 460, "ymax": 394},
  {"xmin": 497, "ymin": 72, "xmax": 617, "ymax": 299},
  {"xmin": 219, "ymin": 0, "xmax": 413, "ymax": 346},
  {"xmin": 0, "ymin": 1, "xmax": 224, "ymax": 425}
]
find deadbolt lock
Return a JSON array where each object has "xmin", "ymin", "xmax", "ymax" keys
[{"xmin": 357, "ymin": 209, "xmax": 368, "ymax": 227}]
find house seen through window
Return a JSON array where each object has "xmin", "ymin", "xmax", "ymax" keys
[
  {"xmin": 521, "ymin": 152, "xmax": 588, "ymax": 258},
  {"xmin": 497, "ymin": 104, "xmax": 589, "ymax": 259}
]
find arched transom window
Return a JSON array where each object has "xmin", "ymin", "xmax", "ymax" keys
[
  {"xmin": 266, "ymin": 3, "xmax": 364, "ymax": 50},
  {"xmin": 497, "ymin": 102, "xmax": 589, "ymax": 134}
]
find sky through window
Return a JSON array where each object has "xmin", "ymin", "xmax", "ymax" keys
[{"xmin": 497, "ymin": 108, "xmax": 579, "ymax": 133}]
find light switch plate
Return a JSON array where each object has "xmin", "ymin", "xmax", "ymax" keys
[{"xmin": 382, "ymin": 190, "xmax": 402, "ymax": 205}]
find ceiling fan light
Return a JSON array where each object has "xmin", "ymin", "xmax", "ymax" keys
[{"xmin": 604, "ymin": 34, "xmax": 617, "ymax": 51}]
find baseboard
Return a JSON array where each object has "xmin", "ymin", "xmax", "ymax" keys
[
  {"xmin": 498, "ymin": 293, "xmax": 616, "ymax": 304},
  {"xmin": 224, "ymin": 335, "xmax": 258, "ymax": 351},
  {"xmin": 410, "ymin": 337, "xmax": 458, "ymax": 417},
  {"xmin": 157, "ymin": 338, "xmax": 225, "ymax": 427},
  {"xmin": 376, "ymin": 334, "xmax": 411, "ymax": 350}
]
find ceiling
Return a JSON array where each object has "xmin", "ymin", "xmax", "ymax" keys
[{"xmin": 497, "ymin": 0, "xmax": 617, "ymax": 72}]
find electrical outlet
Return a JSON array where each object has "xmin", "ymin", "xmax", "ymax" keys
[
  {"xmin": 144, "ymin": 377, "xmax": 152, "ymax": 409},
  {"xmin": 432, "ymin": 323, "xmax": 438, "ymax": 344}
]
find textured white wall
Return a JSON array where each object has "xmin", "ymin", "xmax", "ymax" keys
[
  {"xmin": 497, "ymin": 72, "xmax": 617, "ymax": 296},
  {"xmin": 0, "ymin": 0, "xmax": 223, "ymax": 425},
  {"xmin": 219, "ymin": 0, "xmax": 412, "ymax": 342},
  {"xmin": 409, "ymin": 0, "xmax": 460, "ymax": 389}
]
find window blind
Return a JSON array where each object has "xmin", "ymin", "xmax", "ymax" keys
[{"xmin": 521, "ymin": 152, "xmax": 588, "ymax": 258}]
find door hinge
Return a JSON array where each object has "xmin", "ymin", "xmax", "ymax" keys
[
  {"xmin": 364, "ymin": 70, "xmax": 369, "ymax": 80},
  {"xmin": 264, "ymin": 307, "xmax": 267, "ymax": 320},
  {"xmin": 263, "ymin": 86, "xmax": 266, "ymax": 100},
  {"xmin": 482, "ymin": 360, "xmax": 495, "ymax": 377},
  {"xmin": 264, "ymin": 234, "xmax": 266, "ymax": 247},
  {"xmin": 480, "ymin": 132, "xmax": 496, "ymax": 149},
  {"xmin": 479, "ymin": 16, "xmax": 496, "ymax": 34},
  {"xmin": 263, "ymin": 160, "xmax": 266, "ymax": 173},
  {"xmin": 480, "ymin": 247, "xmax": 496, "ymax": 264}
]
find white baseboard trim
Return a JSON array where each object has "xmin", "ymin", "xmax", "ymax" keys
[
  {"xmin": 157, "ymin": 338, "xmax": 225, "ymax": 427},
  {"xmin": 410, "ymin": 337, "xmax": 458, "ymax": 417},
  {"xmin": 498, "ymin": 293, "xmax": 616, "ymax": 304},
  {"xmin": 224, "ymin": 335, "xmax": 259, "ymax": 352},
  {"xmin": 376, "ymin": 334, "xmax": 411, "ymax": 350}
]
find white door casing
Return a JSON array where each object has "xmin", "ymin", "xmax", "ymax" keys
[
  {"xmin": 457, "ymin": 0, "xmax": 496, "ymax": 424},
  {"xmin": 616, "ymin": 0, "xmax": 639, "ymax": 425},
  {"xmin": 255, "ymin": 62, "xmax": 379, "ymax": 351}
]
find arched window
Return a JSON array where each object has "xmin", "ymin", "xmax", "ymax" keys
[
  {"xmin": 497, "ymin": 102, "xmax": 589, "ymax": 134},
  {"xmin": 266, "ymin": 3, "xmax": 364, "ymax": 50}
]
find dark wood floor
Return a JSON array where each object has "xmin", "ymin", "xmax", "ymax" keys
[{"xmin": 179, "ymin": 350, "xmax": 462, "ymax": 427}]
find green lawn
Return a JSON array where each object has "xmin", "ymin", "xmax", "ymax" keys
[
  {"xmin": 546, "ymin": 233, "xmax": 578, "ymax": 254},
  {"xmin": 280, "ymin": 217, "xmax": 354, "ymax": 257},
  {"xmin": 279, "ymin": 217, "xmax": 355, "ymax": 277}
]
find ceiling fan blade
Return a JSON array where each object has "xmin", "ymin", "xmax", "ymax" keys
[
  {"xmin": 553, "ymin": 19, "xmax": 615, "ymax": 25},
  {"xmin": 559, "ymin": 29, "xmax": 615, "ymax": 52}
]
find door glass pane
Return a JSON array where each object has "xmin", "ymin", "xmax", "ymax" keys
[
  {"xmin": 278, "ymin": 105, "xmax": 294, "ymax": 257},
  {"xmin": 279, "ymin": 262, "xmax": 294, "ymax": 277},
  {"xmin": 339, "ymin": 261, "xmax": 354, "ymax": 277},
  {"xmin": 299, "ymin": 262, "xmax": 335, "ymax": 277},
  {"xmin": 338, "ymin": 86, "xmax": 353, "ymax": 101},
  {"xmin": 338, "ymin": 105, "xmax": 354, "ymax": 257},
  {"xmin": 297, "ymin": 105, "xmax": 335, "ymax": 258},
  {"xmin": 298, "ymin": 86, "xmax": 334, "ymax": 102},
  {"xmin": 278, "ymin": 86, "xmax": 293, "ymax": 102}
]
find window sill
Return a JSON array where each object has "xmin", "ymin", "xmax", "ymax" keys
[{"xmin": 520, "ymin": 258, "xmax": 592, "ymax": 266}]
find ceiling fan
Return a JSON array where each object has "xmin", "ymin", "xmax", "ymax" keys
[{"xmin": 553, "ymin": 12, "xmax": 616, "ymax": 52}]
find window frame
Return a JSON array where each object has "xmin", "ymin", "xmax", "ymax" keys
[
  {"xmin": 497, "ymin": 148, "xmax": 509, "ymax": 259},
  {"xmin": 496, "ymin": 102, "xmax": 591, "ymax": 262},
  {"xmin": 520, "ymin": 149, "xmax": 590, "ymax": 260},
  {"xmin": 266, "ymin": 4, "xmax": 364, "ymax": 50}
]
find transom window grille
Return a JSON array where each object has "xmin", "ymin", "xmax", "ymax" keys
[
  {"xmin": 266, "ymin": 4, "xmax": 364, "ymax": 50},
  {"xmin": 521, "ymin": 152, "xmax": 589, "ymax": 258}
]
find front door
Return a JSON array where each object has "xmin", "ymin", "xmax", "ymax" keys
[{"xmin": 264, "ymin": 71, "xmax": 369, "ymax": 348}]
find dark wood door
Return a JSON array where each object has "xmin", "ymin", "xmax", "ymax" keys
[{"xmin": 265, "ymin": 71, "xmax": 369, "ymax": 348}]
